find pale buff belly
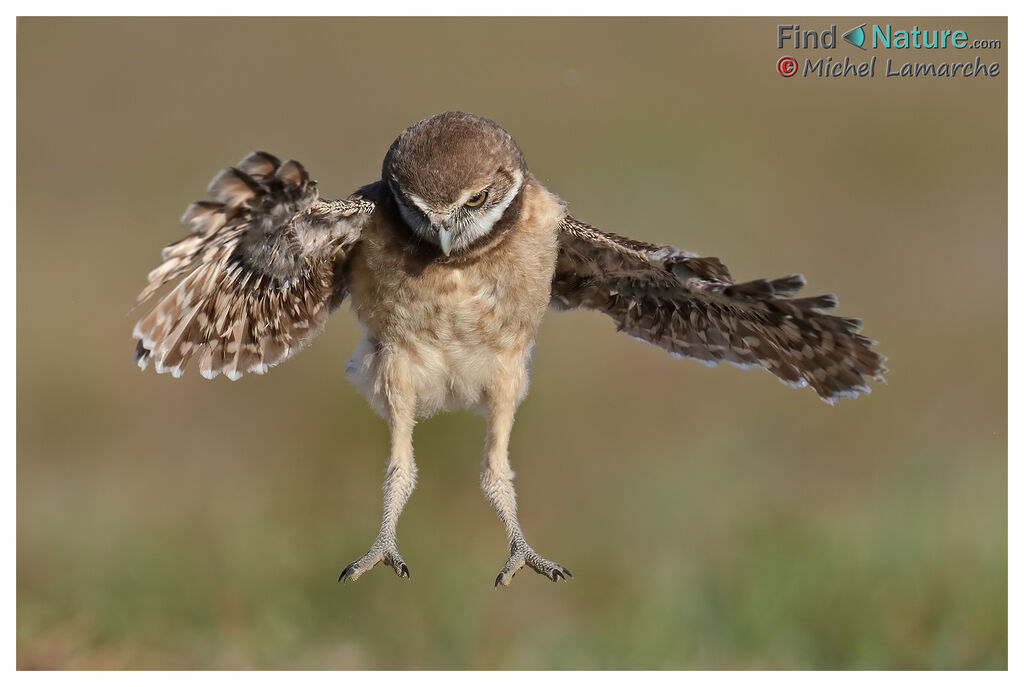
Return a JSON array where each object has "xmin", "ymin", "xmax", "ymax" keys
[{"xmin": 345, "ymin": 269, "xmax": 542, "ymax": 418}]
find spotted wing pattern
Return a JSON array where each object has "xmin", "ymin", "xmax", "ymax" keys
[
  {"xmin": 552, "ymin": 216, "xmax": 886, "ymax": 403},
  {"xmin": 132, "ymin": 152, "xmax": 375, "ymax": 380}
]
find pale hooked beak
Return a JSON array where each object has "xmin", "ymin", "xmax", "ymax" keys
[{"xmin": 437, "ymin": 225, "xmax": 453, "ymax": 256}]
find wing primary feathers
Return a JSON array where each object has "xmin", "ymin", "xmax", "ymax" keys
[
  {"xmin": 236, "ymin": 151, "xmax": 282, "ymax": 178},
  {"xmin": 132, "ymin": 153, "xmax": 376, "ymax": 380},
  {"xmin": 207, "ymin": 167, "xmax": 263, "ymax": 207},
  {"xmin": 552, "ymin": 214, "xmax": 887, "ymax": 403}
]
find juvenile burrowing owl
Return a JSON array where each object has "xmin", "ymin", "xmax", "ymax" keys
[{"xmin": 133, "ymin": 111, "xmax": 885, "ymax": 587}]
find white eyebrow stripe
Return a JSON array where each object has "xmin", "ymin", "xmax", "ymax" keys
[{"xmin": 404, "ymin": 192, "xmax": 435, "ymax": 218}]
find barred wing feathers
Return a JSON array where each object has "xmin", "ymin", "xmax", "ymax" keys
[
  {"xmin": 552, "ymin": 216, "xmax": 886, "ymax": 403},
  {"xmin": 132, "ymin": 152, "xmax": 375, "ymax": 380}
]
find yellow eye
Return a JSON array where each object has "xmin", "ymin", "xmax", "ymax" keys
[{"xmin": 465, "ymin": 190, "xmax": 488, "ymax": 208}]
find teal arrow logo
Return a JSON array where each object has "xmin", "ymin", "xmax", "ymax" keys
[{"xmin": 843, "ymin": 23, "xmax": 867, "ymax": 49}]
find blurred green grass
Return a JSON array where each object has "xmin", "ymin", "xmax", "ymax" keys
[{"xmin": 17, "ymin": 17, "xmax": 1006, "ymax": 669}]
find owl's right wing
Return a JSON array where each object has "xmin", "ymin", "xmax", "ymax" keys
[
  {"xmin": 132, "ymin": 152, "xmax": 377, "ymax": 380},
  {"xmin": 551, "ymin": 216, "xmax": 886, "ymax": 403}
]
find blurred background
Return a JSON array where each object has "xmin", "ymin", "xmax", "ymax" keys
[{"xmin": 17, "ymin": 17, "xmax": 1006, "ymax": 669}]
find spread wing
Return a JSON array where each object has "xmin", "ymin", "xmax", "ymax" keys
[
  {"xmin": 551, "ymin": 216, "xmax": 886, "ymax": 403},
  {"xmin": 132, "ymin": 152, "xmax": 376, "ymax": 380}
]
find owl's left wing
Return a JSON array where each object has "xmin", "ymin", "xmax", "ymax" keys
[
  {"xmin": 551, "ymin": 216, "xmax": 886, "ymax": 403},
  {"xmin": 133, "ymin": 152, "xmax": 376, "ymax": 380}
]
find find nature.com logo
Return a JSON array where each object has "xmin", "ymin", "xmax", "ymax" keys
[{"xmin": 776, "ymin": 22, "xmax": 1002, "ymax": 79}]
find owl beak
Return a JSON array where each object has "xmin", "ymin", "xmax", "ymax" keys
[{"xmin": 437, "ymin": 225, "xmax": 453, "ymax": 256}]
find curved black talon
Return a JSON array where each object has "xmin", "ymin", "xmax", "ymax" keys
[
  {"xmin": 494, "ymin": 573, "xmax": 503, "ymax": 589},
  {"xmin": 339, "ymin": 564, "xmax": 354, "ymax": 582},
  {"xmin": 562, "ymin": 568, "xmax": 573, "ymax": 578},
  {"xmin": 552, "ymin": 569, "xmax": 564, "ymax": 582},
  {"xmin": 400, "ymin": 563, "xmax": 410, "ymax": 578}
]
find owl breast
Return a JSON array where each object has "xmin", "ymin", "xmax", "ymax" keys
[{"xmin": 344, "ymin": 181, "xmax": 563, "ymax": 417}]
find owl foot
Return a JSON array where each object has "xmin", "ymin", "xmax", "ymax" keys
[
  {"xmin": 339, "ymin": 542, "xmax": 410, "ymax": 582},
  {"xmin": 494, "ymin": 542, "xmax": 571, "ymax": 588}
]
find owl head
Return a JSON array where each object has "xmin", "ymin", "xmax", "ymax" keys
[{"xmin": 382, "ymin": 111, "xmax": 528, "ymax": 256}]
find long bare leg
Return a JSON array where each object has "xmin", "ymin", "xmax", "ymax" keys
[
  {"xmin": 339, "ymin": 400, "xmax": 417, "ymax": 582},
  {"xmin": 483, "ymin": 392, "xmax": 571, "ymax": 587}
]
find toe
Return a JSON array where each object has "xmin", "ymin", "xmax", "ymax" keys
[
  {"xmin": 383, "ymin": 551, "xmax": 410, "ymax": 579},
  {"xmin": 494, "ymin": 554, "xmax": 526, "ymax": 588},
  {"xmin": 494, "ymin": 569, "xmax": 517, "ymax": 588},
  {"xmin": 523, "ymin": 551, "xmax": 572, "ymax": 583},
  {"xmin": 339, "ymin": 548, "xmax": 386, "ymax": 583}
]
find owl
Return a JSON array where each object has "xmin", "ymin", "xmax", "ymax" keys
[{"xmin": 133, "ymin": 111, "xmax": 885, "ymax": 587}]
